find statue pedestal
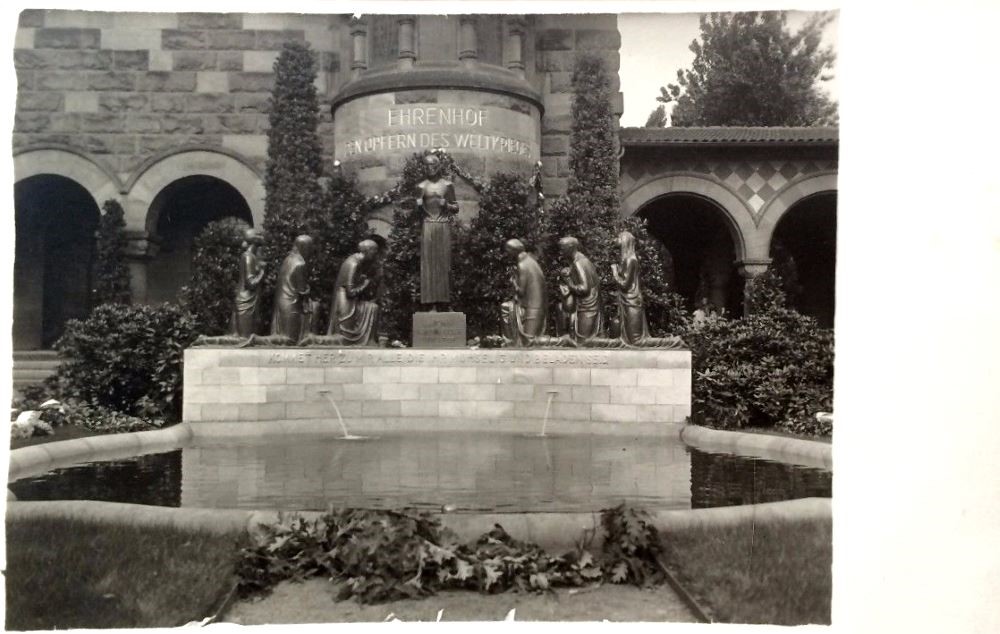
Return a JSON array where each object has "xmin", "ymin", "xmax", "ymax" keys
[{"xmin": 412, "ymin": 312, "xmax": 466, "ymax": 348}]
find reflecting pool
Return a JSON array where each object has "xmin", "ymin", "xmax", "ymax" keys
[{"xmin": 9, "ymin": 431, "xmax": 831, "ymax": 512}]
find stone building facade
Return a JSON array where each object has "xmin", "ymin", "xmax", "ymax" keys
[
  {"xmin": 11, "ymin": 10, "xmax": 837, "ymax": 352},
  {"xmin": 12, "ymin": 10, "xmax": 621, "ymax": 350}
]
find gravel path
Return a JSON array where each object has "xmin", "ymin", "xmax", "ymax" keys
[{"xmin": 223, "ymin": 578, "xmax": 698, "ymax": 623}]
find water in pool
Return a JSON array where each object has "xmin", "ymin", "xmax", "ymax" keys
[{"xmin": 9, "ymin": 431, "xmax": 831, "ymax": 512}]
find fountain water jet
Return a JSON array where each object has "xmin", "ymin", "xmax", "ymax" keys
[
  {"xmin": 527, "ymin": 389, "xmax": 559, "ymax": 438},
  {"xmin": 317, "ymin": 389, "xmax": 371, "ymax": 440}
]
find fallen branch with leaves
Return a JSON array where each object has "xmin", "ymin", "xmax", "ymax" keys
[{"xmin": 236, "ymin": 505, "xmax": 665, "ymax": 604}]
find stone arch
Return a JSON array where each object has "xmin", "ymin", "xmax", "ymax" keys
[
  {"xmin": 14, "ymin": 147, "xmax": 120, "ymax": 208},
  {"xmin": 621, "ymin": 172, "xmax": 757, "ymax": 261},
  {"xmin": 758, "ymin": 171, "xmax": 838, "ymax": 251},
  {"xmin": 126, "ymin": 148, "xmax": 265, "ymax": 233}
]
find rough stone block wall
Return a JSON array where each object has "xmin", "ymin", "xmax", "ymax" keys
[
  {"xmin": 533, "ymin": 14, "xmax": 622, "ymax": 200},
  {"xmin": 13, "ymin": 10, "xmax": 344, "ymax": 182}
]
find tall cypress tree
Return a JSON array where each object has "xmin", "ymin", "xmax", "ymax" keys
[
  {"xmin": 91, "ymin": 199, "xmax": 131, "ymax": 306},
  {"xmin": 543, "ymin": 53, "xmax": 687, "ymax": 336},
  {"xmin": 259, "ymin": 41, "xmax": 325, "ymax": 327},
  {"xmin": 541, "ymin": 53, "xmax": 622, "ymax": 329}
]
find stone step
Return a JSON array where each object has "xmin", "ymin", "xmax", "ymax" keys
[
  {"xmin": 11, "ymin": 351, "xmax": 64, "ymax": 394},
  {"xmin": 11, "ymin": 350, "xmax": 61, "ymax": 361}
]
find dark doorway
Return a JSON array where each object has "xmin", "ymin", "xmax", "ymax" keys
[
  {"xmin": 639, "ymin": 194, "xmax": 743, "ymax": 317},
  {"xmin": 770, "ymin": 192, "xmax": 837, "ymax": 328},
  {"xmin": 14, "ymin": 175, "xmax": 101, "ymax": 349},
  {"xmin": 145, "ymin": 176, "xmax": 253, "ymax": 305}
]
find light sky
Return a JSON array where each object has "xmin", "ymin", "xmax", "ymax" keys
[{"xmin": 619, "ymin": 10, "xmax": 840, "ymax": 126}]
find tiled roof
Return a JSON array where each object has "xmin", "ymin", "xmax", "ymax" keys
[{"xmin": 620, "ymin": 126, "xmax": 838, "ymax": 146}]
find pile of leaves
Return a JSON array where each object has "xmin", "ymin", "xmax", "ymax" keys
[{"xmin": 236, "ymin": 504, "xmax": 665, "ymax": 604}]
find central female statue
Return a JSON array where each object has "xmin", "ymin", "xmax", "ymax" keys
[{"xmin": 415, "ymin": 154, "xmax": 459, "ymax": 311}]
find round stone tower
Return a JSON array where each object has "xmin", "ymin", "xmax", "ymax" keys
[{"xmin": 331, "ymin": 15, "xmax": 544, "ymax": 225}]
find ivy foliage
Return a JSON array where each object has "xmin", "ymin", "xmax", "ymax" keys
[
  {"xmin": 180, "ymin": 217, "xmax": 250, "ymax": 336},
  {"xmin": 658, "ymin": 11, "xmax": 838, "ymax": 126},
  {"xmin": 236, "ymin": 505, "xmax": 665, "ymax": 605},
  {"xmin": 684, "ymin": 269, "xmax": 834, "ymax": 436},
  {"xmin": 47, "ymin": 303, "xmax": 198, "ymax": 422},
  {"xmin": 91, "ymin": 199, "xmax": 131, "ymax": 306},
  {"xmin": 454, "ymin": 172, "xmax": 542, "ymax": 337},
  {"xmin": 259, "ymin": 40, "xmax": 326, "ymax": 328}
]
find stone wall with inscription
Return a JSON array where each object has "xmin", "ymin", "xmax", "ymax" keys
[
  {"xmin": 335, "ymin": 88, "xmax": 541, "ymax": 223},
  {"xmin": 183, "ymin": 347, "xmax": 692, "ymax": 426}
]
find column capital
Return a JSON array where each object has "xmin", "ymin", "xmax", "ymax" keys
[
  {"xmin": 737, "ymin": 259, "xmax": 772, "ymax": 279},
  {"xmin": 349, "ymin": 16, "xmax": 367, "ymax": 35},
  {"xmin": 124, "ymin": 230, "xmax": 160, "ymax": 259}
]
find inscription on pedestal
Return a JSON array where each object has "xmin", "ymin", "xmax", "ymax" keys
[
  {"xmin": 412, "ymin": 312, "xmax": 467, "ymax": 348},
  {"xmin": 413, "ymin": 312, "xmax": 465, "ymax": 348}
]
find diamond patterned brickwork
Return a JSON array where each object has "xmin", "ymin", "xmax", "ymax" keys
[{"xmin": 622, "ymin": 152, "xmax": 838, "ymax": 218}]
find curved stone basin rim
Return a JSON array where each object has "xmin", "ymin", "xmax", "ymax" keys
[{"xmin": 7, "ymin": 421, "xmax": 832, "ymax": 484}]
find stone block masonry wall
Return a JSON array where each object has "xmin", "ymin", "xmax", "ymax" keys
[
  {"xmin": 13, "ymin": 10, "xmax": 345, "ymax": 181},
  {"xmin": 183, "ymin": 348, "xmax": 691, "ymax": 425},
  {"xmin": 532, "ymin": 14, "xmax": 622, "ymax": 200}
]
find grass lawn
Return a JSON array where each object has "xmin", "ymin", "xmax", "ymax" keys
[
  {"xmin": 225, "ymin": 579, "xmax": 698, "ymax": 623},
  {"xmin": 5, "ymin": 516, "xmax": 244, "ymax": 630},
  {"xmin": 661, "ymin": 517, "xmax": 832, "ymax": 625}
]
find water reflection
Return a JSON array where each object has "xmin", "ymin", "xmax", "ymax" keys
[
  {"xmin": 9, "ymin": 433, "xmax": 831, "ymax": 512},
  {"xmin": 8, "ymin": 450, "xmax": 182, "ymax": 507},
  {"xmin": 688, "ymin": 447, "xmax": 832, "ymax": 508}
]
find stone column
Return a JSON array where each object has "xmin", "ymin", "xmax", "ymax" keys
[
  {"xmin": 397, "ymin": 17, "xmax": 416, "ymax": 69},
  {"xmin": 737, "ymin": 259, "xmax": 772, "ymax": 317},
  {"xmin": 350, "ymin": 18, "xmax": 368, "ymax": 79},
  {"xmin": 459, "ymin": 16, "xmax": 478, "ymax": 67},
  {"xmin": 125, "ymin": 230, "xmax": 159, "ymax": 305},
  {"xmin": 505, "ymin": 16, "xmax": 526, "ymax": 78}
]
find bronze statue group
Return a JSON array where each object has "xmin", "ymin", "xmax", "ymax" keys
[{"xmin": 196, "ymin": 154, "xmax": 681, "ymax": 350}]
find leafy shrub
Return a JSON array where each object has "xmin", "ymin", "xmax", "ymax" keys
[
  {"xmin": 236, "ymin": 505, "xmax": 663, "ymax": 604},
  {"xmin": 684, "ymin": 270, "xmax": 834, "ymax": 435},
  {"xmin": 454, "ymin": 172, "xmax": 542, "ymax": 337},
  {"xmin": 307, "ymin": 170, "xmax": 370, "ymax": 330},
  {"xmin": 91, "ymin": 199, "xmax": 131, "ymax": 306},
  {"xmin": 180, "ymin": 217, "xmax": 250, "ymax": 335},
  {"xmin": 49, "ymin": 303, "xmax": 198, "ymax": 421},
  {"xmin": 623, "ymin": 215, "xmax": 690, "ymax": 337}
]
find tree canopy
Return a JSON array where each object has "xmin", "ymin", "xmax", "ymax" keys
[
  {"xmin": 655, "ymin": 11, "xmax": 838, "ymax": 127},
  {"xmin": 644, "ymin": 104, "xmax": 667, "ymax": 128}
]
